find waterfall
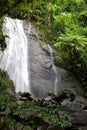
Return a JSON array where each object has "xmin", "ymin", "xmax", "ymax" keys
[
  {"xmin": 48, "ymin": 44, "xmax": 60, "ymax": 95},
  {"xmin": 0, "ymin": 17, "xmax": 79, "ymax": 97},
  {"xmin": 0, "ymin": 17, "xmax": 31, "ymax": 93}
]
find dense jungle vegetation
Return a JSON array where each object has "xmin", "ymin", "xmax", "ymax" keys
[
  {"xmin": 0, "ymin": 0, "xmax": 87, "ymax": 129},
  {"xmin": 0, "ymin": 0, "xmax": 87, "ymax": 92}
]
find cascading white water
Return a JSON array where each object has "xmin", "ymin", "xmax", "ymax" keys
[
  {"xmin": 0, "ymin": 17, "xmax": 31, "ymax": 93},
  {"xmin": 48, "ymin": 44, "xmax": 60, "ymax": 95}
]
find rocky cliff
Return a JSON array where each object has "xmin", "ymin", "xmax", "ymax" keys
[{"xmin": 24, "ymin": 20, "xmax": 83, "ymax": 98}]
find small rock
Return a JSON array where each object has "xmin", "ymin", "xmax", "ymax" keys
[
  {"xmin": 21, "ymin": 92, "xmax": 32, "ymax": 101},
  {"xmin": 16, "ymin": 100, "xmax": 24, "ymax": 105},
  {"xmin": 23, "ymin": 126, "xmax": 33, "ymax": 130},
  {"xmin": 15, "ymin": 93, "xmax": 22, "ymax": 100},
  {"xmin": 44, "ymin": 96, "xmax": 52, "ymax": 101},
  {"xmin": 61, "ymin": 98, "xmax": 71, "ymax": 106},
  {"xmin": 47, "ymin": 124, "xmax": 64, "ymax": 130},
  {"xmin": 20, "ymin": 97, "xmax": 28, "ymax": 101},
  {"xmin": 5, "ymin": 107, "xmax": 11, "ymax": 115},
  {"xmin": 53, "ymin": 90, "xmax": 75, "ymax": 105},
  {"xmin": 74, "ymin": 96, "xmax": 87, "ymax": 109}
]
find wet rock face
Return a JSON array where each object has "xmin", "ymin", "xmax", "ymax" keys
[
  {"xmin": 29, "ymin": 38, "xmax": 55, "ymax": 98},
  {"xmin": 24, "ymin": 23, "xmax": 56, "ymax": 98},
  {"xmin": 24, "ymin": 22, "xmax": 83, "ymax": 98}
]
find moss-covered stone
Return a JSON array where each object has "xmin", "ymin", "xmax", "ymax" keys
[{"xmin": 0, "ymin": 69, "xmax": 15, "ymax": 93}]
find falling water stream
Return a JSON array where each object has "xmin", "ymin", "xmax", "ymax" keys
[
  {"xmin": 48, "ymin": 44, "xmax": 60, "ymax": 95},
  {"xmin": 0, "ymin": 17, "xmax": 31, "ymax": 93}
]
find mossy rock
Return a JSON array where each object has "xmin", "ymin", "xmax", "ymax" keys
[{"xmin": 0, "ymin": 69, "xmax": 15, "ymax": 93}]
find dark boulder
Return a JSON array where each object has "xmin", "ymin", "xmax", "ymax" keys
[{"xmin": 59, "ymin": 102, "xmax": 87, "ymax": 127}]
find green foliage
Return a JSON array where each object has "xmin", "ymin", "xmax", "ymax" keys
[
  {"xmin": 0, "ymin": 34, "xmax": 8, "ymax": 51},
  {"xmin": 54, "ymin": 32, "xmax": 87, "ymax": 87},
  {"xmin": 0, "ymin": 69, "xmax": 14, "ymax": 93},
  {"xmin": 38, "ymin": 108, "xmax": 59, "ymax": 124},
  {"xmin": 0, "ymin": 75, "xmax": 12, "ymax": 93},
  {"xmin": 38, "ymin": 107, "xmax": 72, "ymax": 128},
  {"xmin": 0, "ymin": 94, "xmax": 10, "ymax": 111},
  {"xmin": 3, "ymin": 116, "xmax": 23, "ymax": 130},
  {"xmin": 0, "ymin": 18, "xmax": 8, "ymax": 51},
  {"xmin": 0, "ymin": 90, "xmax": 72, "ymax": 129},
  {"xmin": 58, "ymin": 114, "xmax": 72, "ymax": 128},
  {"xmin": 13, "ymin": 109, "xmax": 26, "ymax": 120},
  {"xmin": 54, "ymin": 33, "xmax": 87, "ymax": 60},
  {"xmin": 4, "ymin": 117, "xmax": 16, "ymax": 128},
  {"xmin": 0, "ymin": 77, "xmax": 8, "ymax": 92}
]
